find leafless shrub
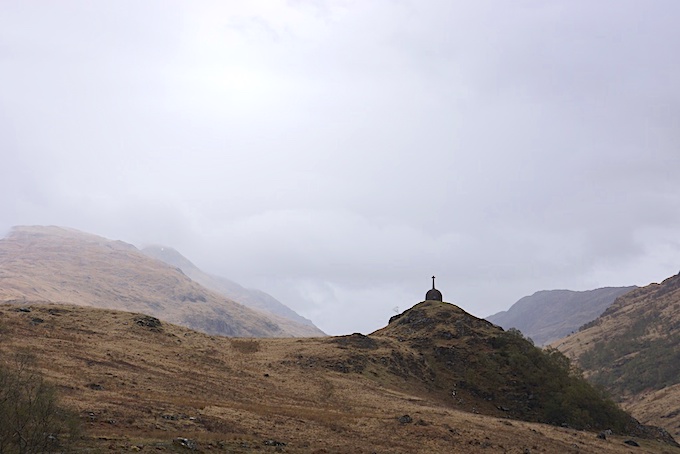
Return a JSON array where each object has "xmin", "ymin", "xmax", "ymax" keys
[{"xmin": 0, "ymin": 351, "xmax": 80, "ymax": 454}]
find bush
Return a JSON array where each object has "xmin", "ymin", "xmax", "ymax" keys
[
  {"xmin": 484, "ymin": 329, "xmax": 630, "ymax": 431},
  {"xmin": 0, "ymin": 352, "xmax": 80, "ymax": 454}
]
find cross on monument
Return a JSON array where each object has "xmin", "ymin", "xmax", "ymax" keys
[{"xmin": 432, "ymin": 275, "xmax": 436, "ymax": 289}]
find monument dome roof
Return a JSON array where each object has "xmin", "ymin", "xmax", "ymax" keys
[{"xmin": 425, "ymin": 276, "xmax": 443, "ymax": 301}]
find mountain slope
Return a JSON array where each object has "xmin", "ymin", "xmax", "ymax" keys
[
  {"xmin": 554, "ymin": 272, "xmax": 680, "ymax": 436},
  {"xmin": 0, "ymin": 302, "xmax": 677, "ymax": 453},
  {"xmin": 0, "ymin": 225, "xmax": 321, "ymax": 337},
  {"xmin": 371, "ymin": 300, "xmax": 638, "ymax": 432},
  {"xmin": 141, "ymin": 245, "xmax": 322, "ymax": 332},
  {"xmin": 488, "ymin": 287, "xmax": 636, "ymax": 346}
]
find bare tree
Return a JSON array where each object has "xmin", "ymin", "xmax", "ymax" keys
[{"xmin": 0, "ymin": 352, "xmax": 79, "ymax": 454}]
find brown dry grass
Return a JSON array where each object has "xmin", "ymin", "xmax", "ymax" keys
[
  {"xmin": 553, "ymin": 274, "xmax": 680, "ymax": 435},
  {"xmin": 0, "ymin": 225, "xmax": 322, "ymax": 337},
  {"xmin": 1, "ymin": 303, "xmax": 678, "ymax": 453}
]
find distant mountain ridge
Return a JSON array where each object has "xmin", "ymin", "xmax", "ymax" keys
[
  {"xmin": 554, "ymin": 272, "xmax": 680, "ymax": 435},
  {"xmin": 488, "ymin": 286, "xmax": 636, "ymax": 346},
  {"xmin": 0, "ymin": 225, "xmax": 322, "ymax": 337},
  {"xmin": 141, "ymin": 245, "xmax": 322, "ymax": 332}
]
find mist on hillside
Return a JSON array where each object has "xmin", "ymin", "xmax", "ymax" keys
[{"xmin": 1, "ymin": 1, "xmax": 679, "ymax": 335}]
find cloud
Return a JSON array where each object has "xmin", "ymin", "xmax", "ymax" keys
[{"xmin": 1, "ymin": 1, "xmax": 679, "ymax": 334}]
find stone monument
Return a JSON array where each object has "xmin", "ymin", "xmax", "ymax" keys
[{"xmin": 425, "ymin": 275, "xmax": 443, "ymax": 301}]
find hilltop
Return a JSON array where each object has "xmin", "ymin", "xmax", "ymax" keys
[
  {"xmin": 1, "ymin": 300, "xmax": 677, "ymax": 453},
  {"xmin": 373, "ymin": 301, "xmax": 634, "ymax": 431},
  {"xmin": 141, "ymin": 245, "xmax": 322, "ymax": 332},
  {"xmin": 0, "ymin": 225, "xmax": 321, "ymax": 337},
  {"xmin": 488, "ymin": 287, "xmax": 636, "ymax": 346},
  {"xmin": 554, "ymin": 272, "xmax": 680, "ymax": 436}
]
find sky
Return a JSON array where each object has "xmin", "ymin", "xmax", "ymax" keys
[{"xmin": 1, "ymin": 1, "xmax": 679, "ymax": 335}]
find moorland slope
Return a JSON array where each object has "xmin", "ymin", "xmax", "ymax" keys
[
  {"xmin": 141, "ymin": 245, "xmax": 322, "ymax": 332},
  {"xmin": 0, "ymin": 301, "xmax": 677, "ymax": 453},
  {"xmin": 0, "ymin": 225, "xmax": 320, "ymax": 337},
  {"xmin": 554, "ymin": 272, "xmax": 680, "ymax": 436},
  {"xmin": 488, "ymin": 287, "xmax": 635, "ymax": 346}
]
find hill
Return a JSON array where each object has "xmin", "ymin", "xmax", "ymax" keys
[
  {"xmin": 1, "ymin": 301, "xmax": 677, "ymax": 453},
  {"xmin": 554, "ymin": 272, "xmax": 680, "ymax": 436},
  {"xmin": 0, "ymin": 225, "xmax": 321, "ymax": 337},
  {"xmin": 372, "ymin": 301, "xmax": 636, "ymax": 431},
  {"xmin": 141, "ymin": 245, "xmax": 322, "ymax": 333},
  {"xmin": 488, "ymin": 287, "xmax": 636, "ymax": 346}
]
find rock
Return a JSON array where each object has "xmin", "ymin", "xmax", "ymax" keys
[
  {"xmin": 134, "ymin": 315, "xmax": 163, "ymax": 331},
  {"xmin": 263, "ymin": 439, "xmax": 286, "ymax": 447},
  {"xmin": 597, "ymin": 429, "xmax": 613, "ymax": 440},
  {"xmin": 18, "ymin": 307, "xmax": 31, "ymax": 312},
  {"xmin": 388, "ymin": 313, "xmax": 403, "ymax": 324},
  {"xmin": 87, "ymin": 383, "xmax": 104, "ymax": 390},
  {"xmin": 172, "ymin": 438, "xmax": 197, "ymax": 450},
  {"xmin": 629, "ymin": 421, "xmax": 679, "ymax": 447},
  {"xmin": 624, "ymin": 439, "xmax": 640, "ymax": 447},
  {"xmin": 398, "ymin": 415, "xmax": 413, "ymax": 424}
]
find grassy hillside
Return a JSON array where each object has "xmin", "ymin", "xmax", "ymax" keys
[
  {"xmin": 374, "ymin": 301, "xmax": 632, "ymax": 431},
  {"xmin": 555, "ymin": 272, "xmax": 680, "ymax": 436},
  {"xmin": 141, "ymin": 245, "xmax": 324, "ymax": 334},
  {"xmin": 1, "ymin": 302, "xmax": 677, "ymax": 453},
  {"xmin": 0, "ymin": 225, "xmax": 321, "ymax": 337},
  {"xmin": 488, "ymin": 287, "xmax": 635, "ymax": 346}
]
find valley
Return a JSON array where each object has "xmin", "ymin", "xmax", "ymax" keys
[
  {"xmin": 1, "ymin": 302, "xmax": 678, "ymax": 453},
  {"xmin": 1, "ymin": 225, "xmax": 679, "ymax": 453}
]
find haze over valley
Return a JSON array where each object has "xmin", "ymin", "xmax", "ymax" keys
[
  {"xmin": 1, "ymin": 2, "xmax": 680, "ymax": 451},
  {"xmin": 1, "ymin": 224, "xmax": 679, "ymax": 452},
  {"xmin": 2, "ymin": 1, "xmax": 679, "ymax": 335}
]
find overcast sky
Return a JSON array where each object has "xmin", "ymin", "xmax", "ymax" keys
[{"xmin": 1, "ymin": 1, "xmax": 679, "ymax": 335}]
